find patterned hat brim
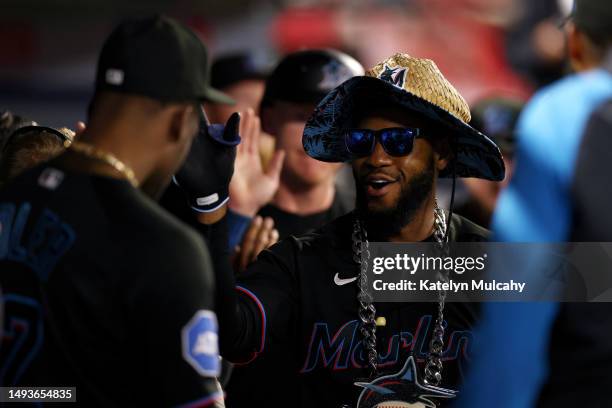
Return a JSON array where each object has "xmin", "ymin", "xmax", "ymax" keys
[{"xmin": 302, "ymin": 76, "xmax": 505, "ymax": 181}]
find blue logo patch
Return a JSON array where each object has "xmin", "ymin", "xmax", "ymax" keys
[{"xmin": 181, "ymin": 310, "xmax": 220, "ymax": 377}]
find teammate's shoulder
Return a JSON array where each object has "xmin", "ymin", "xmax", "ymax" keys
[
  {"xmin": 522, "ymin": 70, "xmax": 612, "ymax": 127},
  {"xmin": 534, "ymin": 69, "xmax": 612, "ymax": 101},
  {"xmin": 449, "ymin": 213, "xmax": 490, "ymax": 242}
]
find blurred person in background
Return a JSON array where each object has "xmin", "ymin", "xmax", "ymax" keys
[
  {"xmin": 458, "ymin": 0, "xmax": 612, "ymax": 406},
  {"xmin": 205, "ymin": 53, "xmax": 276, "ymax": 171},
  {"xmin": 506, "ymin": 0, "xmax": 573, "ymax": 88},
  {"xmin": 228, "ymin": 49, "xmax": 365, "ymax": 241},
  {"xmin": 0, "ymin": 125, "xmax": 74, "ymax": 187},
  {"xmin": 0, "ymin": 16, "xmax": 232, "ymax": 406},
  {"xmin": 454, "ymin": 97, "xmax": 522, "ymax": 227},
  {"xmin": 205, "ymin": 53, "xmax": 267, "ymax": 124}
]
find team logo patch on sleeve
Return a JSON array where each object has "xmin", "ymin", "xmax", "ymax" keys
[{"xmin": 181, "ymin": 310, "xmax": 220, "ymax": 377}]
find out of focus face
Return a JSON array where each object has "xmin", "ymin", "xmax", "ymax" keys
[
  {"xmin": 264, "ymin": 100, "xmax": 341, "ymax": 189},
  {"xmin": 205, "ymin": 79, "xmax": 265, "ymax": 123}
]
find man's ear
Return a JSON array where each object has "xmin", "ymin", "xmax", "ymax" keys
[
  {"xmin": 436, "ymin": 151, "xmax": 450, "ymax": 172},
  {"xmin": 566, "ymin": 22, "xmax": 600, "ymax": 72},
  {"xmin": 567, "ymin": 22, "xmax": 585, "ymax": 72},
  {"xmin": 432, "ymin": 134, "xmax": 452, "ymax": 172},
  {"xmin": 168, "ymin": 104, "xmax": 196, "ymax": 144}
]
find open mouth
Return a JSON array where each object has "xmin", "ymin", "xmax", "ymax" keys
[
  {"xmin": 364, "ymin": 176, "xmax": 398, "ymax": 197},
  {"xmin": 368, "ymin": 179, "xmax": 394, "ymax": 190}
]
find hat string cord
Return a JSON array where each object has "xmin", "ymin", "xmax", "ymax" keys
[{"xmin": 443, "ymin": 140, "xmax": 457, "ymax": 242}]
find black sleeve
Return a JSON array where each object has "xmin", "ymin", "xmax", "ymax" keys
[
  {"xmin": 223, "ymin": 239, "xmax": 299, "ymax": 364},
  {"xmin": 130, "ymin": 228, "xmax": 224, "ymax": 407},
  {"xmin": 193, "ymin": 217, "xmax": 299, "ymax": 365},
  {"xmin": 571, "ymin": 100, "xmax": 612, "ymax": 241}
]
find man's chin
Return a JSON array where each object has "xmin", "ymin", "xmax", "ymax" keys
[
  {"xmin": 358, "ymin": 206, "xmax": 402, "ymax": 240},
  {"xmin": 285, "ymin": 169, "xmax": 330, "ymax": 190},
  {"xmin": 362, "ymin": 195, "xmax": 400, "ymax": 214}
]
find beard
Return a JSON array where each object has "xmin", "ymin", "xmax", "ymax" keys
[{"xmin": 355, "ymin": 159, "xmax": 435, "ymax": 241}]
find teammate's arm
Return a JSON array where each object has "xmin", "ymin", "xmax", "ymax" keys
[
  {"xmin": 457, "ymin": 90, "xmax": 567, "ymax": 408},
  {"xmin": 570, "ymin": 100, "xmax": 612, "ymax": 240},
  {"xmin": 168, "ymin": 108, "xmax": 296, "ymax": 365},
  {"xmin": 131, "ymin": 229, "xmax": 225, "ymax": 407}
]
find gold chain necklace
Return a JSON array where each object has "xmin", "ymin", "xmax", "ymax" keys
[{"xmin": 69, "ymin": 142, "xmax": 139, "ymax": 187}]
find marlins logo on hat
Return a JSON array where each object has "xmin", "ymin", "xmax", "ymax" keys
[
  {"xmin": 262, "ymin": 49, "xmax": 365, "ymax": 106},
  {"xmin": 302, "ymin": 53, "xmax": 505, "ymax": 181}
]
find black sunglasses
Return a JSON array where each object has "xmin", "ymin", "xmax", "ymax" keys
[{"xmin": 344, "ymin": 127, "xmax": 421, "ymax": 157}]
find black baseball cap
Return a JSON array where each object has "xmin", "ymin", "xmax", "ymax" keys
[
  {"xmin": 95, "ymin": 15, "xmax": 234, "ymax": 104},
  {"xmin": 470, "ymin": 97, "xmax": 523, "ymax": 154},
  {"xmin": 262, "ymin": 49, "xmax": 364, "ymax": 106},
  {"xmin": 570, "ymin": 0, "xmax": 612, "ymax": 44},
  {"xmin": 210, "ymin": 53, "xmax": 267, "ymax": 90}
]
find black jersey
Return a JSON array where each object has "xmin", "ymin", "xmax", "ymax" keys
[
  {"xmin": 0, "ymin": 162, "xmax": 223, "ymax": 407},
  {"xmin": 224, "ymin": 212, "xmax": 488, "ymax": 408},
  {"xmin": 258, "ymin": 192, "xmax": 352, "ymax": 240}
]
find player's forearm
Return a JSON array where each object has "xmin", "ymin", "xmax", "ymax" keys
[
  {"xmin": 192, "ymin": 214, "xmax": 240, "ymax": 349},
  {"xmin": 192, "ymin": 215, "xmax": 264, "ymax": 360}
]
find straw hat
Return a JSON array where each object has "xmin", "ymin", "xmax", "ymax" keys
[{"xmin": 302, "ymin": 53, "xmax": 505, "ymax": 181}]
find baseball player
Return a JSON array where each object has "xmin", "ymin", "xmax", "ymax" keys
[
  {"xmin": 0, "ymin": 16, "xmax": 235, "ymax": 407},
  {"xmin": 216, "ymin": 54, "xmax": 504, "ymax": 407}
]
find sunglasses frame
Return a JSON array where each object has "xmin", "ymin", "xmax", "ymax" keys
[
  {"xmin": 344, "ymin": 127, "xmax": 422, "ymax": 158},
  {"xmin": 2, "ymin": 125, "xmax": 73, "ymax": 153}
]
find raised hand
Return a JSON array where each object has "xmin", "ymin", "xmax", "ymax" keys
[
  {"xmin": 174, "ymin": 109, "xmax": 241, "ymax": 213},
  {"xmin": 229, "ymin": 108, "xmax": 285, "ymax": 217}
]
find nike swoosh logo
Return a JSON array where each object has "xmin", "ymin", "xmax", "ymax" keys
[{"xmin": 334, "ymin": 273, "xmax": 358, "ymax": 286}]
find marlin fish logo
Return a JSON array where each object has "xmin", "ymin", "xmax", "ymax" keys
[
  {"xmin": 354, "ymin": 356, "xmax": 456, "ymax": 408},
  {"xmin": 379, "ymin": 64, "xmax": 407, "ymax": 89},
  {"xmin": 318, "ymin": 61, "xmax": 354, "ymax": 91}
]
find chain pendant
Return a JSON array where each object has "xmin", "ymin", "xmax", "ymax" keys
[
  {"xmin": 352, "ymin": 203, "xmax": 458, "ymax": 406},
  {"xmin": 355, "ymin": 356, "xmax": 456, "ymax": 408}
]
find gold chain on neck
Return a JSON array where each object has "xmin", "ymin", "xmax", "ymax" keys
[{"xmin": 69, "ymin": 142, "xmax": 139, "ymax": 187}]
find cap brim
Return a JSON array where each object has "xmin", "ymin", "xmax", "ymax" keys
[
  {"xmin": 201, "ymin": 86, "xmax": 236, "ymax": 105},
  {"xmin": 302, "ymin": 76, "xmax": 505, "ymax": 181}
]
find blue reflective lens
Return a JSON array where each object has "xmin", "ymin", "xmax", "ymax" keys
[
  {"xmin": 345, "ymin": 129, "xmax": 374, "ymax": 156},
  {"xmin": 379, "ymin": 128, "xmax": 417, "ymax": 156},
  {"xmin": 345, "ymin": 127, "xmax": 419, "ymax": 157}
]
